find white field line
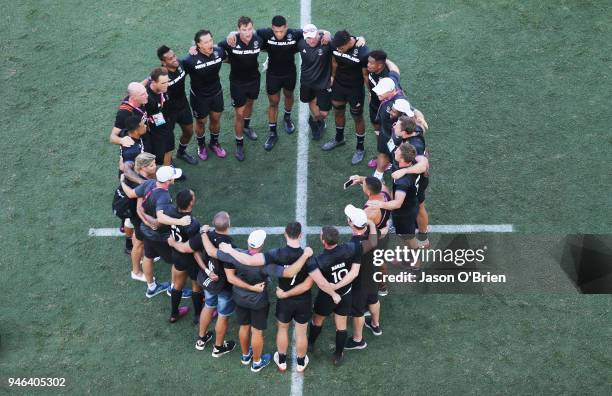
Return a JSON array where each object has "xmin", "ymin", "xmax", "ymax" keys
[{"xmin": 88, "ymin": 224, "xmax": 514, "ymax": 237}]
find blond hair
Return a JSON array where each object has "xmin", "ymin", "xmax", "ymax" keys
[{"xmin": 134, "ymin": 152, "xmax": 156, "ymax": 172}]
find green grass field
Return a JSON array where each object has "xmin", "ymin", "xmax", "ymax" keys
[{"xmin": 1, "ymin": 0, "xmax": 611, "ymax": 394}]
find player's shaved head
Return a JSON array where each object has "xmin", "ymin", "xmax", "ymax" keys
[
  {"xmin": 213, "ymin": 211, "xmax": 231, "ymax": 232},
  {"xmin": 127, "ymin": 82, "xmax": 146, "ymax": 97}
]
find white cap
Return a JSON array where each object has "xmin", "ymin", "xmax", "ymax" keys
[
  {"xmin": 392, "ymin": 98, "xmax": 415, "ymax": 117},
  {"xmin": 344, "ymin": 204, "xmax": 368, "ymax": 228},
  {"xmin": 372, "ymin": 77, "xmax": 396, "ymax": 95},
  {"xmin": 248, "ymin": 229, "xmax": 267, "ymax": 249},
  {"xmin": 303, "ymin": 24, "xmax": 318, "ymax": 39},
  {"xmin": 156, "ymin": 166, "xmax": 182, "ymax": 182}
]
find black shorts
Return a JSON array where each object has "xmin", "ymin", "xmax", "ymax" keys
[
  {"xmin": 331, "ymin": 82, "xmax": 365, "ymax": 112},
  {"xmin": 276, "ymin": 295, "xmax": 312, "ymax": 324},
  {"xmin": 173, "ymin": 256, "xmax": 199, "ymax": 281},
  {"xmin": 149, "ymin": 125, "xmax": 175, "ymax": 164},
  {"xmin": 131, "ymin": 217, "xmax": 144, "ymax": 241},
  {"xmin": 314, "ymin": 290, "xmax": 352, "ymax": 317},
  {"xmin": 392, "ymin": 206, "xmax": 419, "ymax": 236},
  {"xmin": 165, "ymin": 105, "xmax": 193, "ymax": 130},
  {"xmin": 143, "ymin": 238, "xmax": 173, "ymax": 263},
  {"xmin": 190, "ymin": 91, "xmax": 224, "ymax": 119},
  {"xmin": 299, "ymin": 84, "xmax": 332, "ymax": 112},
  {"xmin": 230, "ymin": 77, "xmax": 260, "ymax": 108},
  {"xmin": 350, "ymin": 288, "xmax": 379, "ymax": 317},
  {"xmin": 266, "ymin": 71, "xmax": 297, "ymax": 95},
  {"xmin": 377, "ymin": 131, "xmax": 393, "ymax": 159},
  {"xmin": 369, "ymin": 101, "xmax": 380, "ymax": 125},
  {"xmin": 417, "ymin": 175, "xmax": 429, "ymax": 204},
  {"xmin": 235, "ymin": 304, "xmax": 269, "ymax": 330}
]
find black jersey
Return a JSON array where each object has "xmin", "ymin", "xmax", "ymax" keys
[
  {"xmin": 168, "ymin": 210, "xmax": 201, "ymax": 266},
  {"xmin": 264, "ymin": 246, "xmax": 310, "ymax": 297},
  {"xmin": 190, "ymin": 230, "xmax": 235, "ymax": 293},
  {"xmin": 144, "ymin": 86, "xmax": 168, "ymax": 129},
  {"xmin": 164, "ymin": 62, "xmax": 189, "ymax": 113},
  {"xmin": 219, "ymin": 34, "xmax": 263, "ymax": 83},
  {"xmin": 114, "ymin": 99, "xmax": 147, "ymax": 129},
  {"xmin": 332, "ymin": 42, "xmax": 369, "ymax": 88},
  {"xmin": 257, "ymin": 28, "xmax": 302, "ymax": 76},
  {"xmin": 392, "ymin": 172, "xmax": 419, "ymax": 215},
  {"xmin": 134, "ymin": 180, "xmax": 173, "ymax": 240},
  {"xmin": 306, "ymin": 241, "xmax": 361, "ymax": 295},
  {"xmin": 297, "ymin": 39, "xmax": 332, "ymax": 90},
  {"xmin": 118, "ymin": 129, "xmax": 144, "ymax": 163},
  {"xmin": 376, "ymin": 91, "xmax": 408, "ymax": 136},
  {"xmin": 183, "ymin": 47, "xmax": 227, "ymax": 97}
]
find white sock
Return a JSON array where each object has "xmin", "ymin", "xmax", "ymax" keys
[
  {"xmin": 373, "ymin": 170, "xmax": 384, "ymax": 180},
  {"xmin": 253, "ymin": 359, "xmax": 261, "ymax": 365},
  {"xmin": 147, "ymin": 281, "xmax": 157, "ymax": 291}
]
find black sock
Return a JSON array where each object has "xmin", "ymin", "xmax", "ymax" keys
[
  {"xmin": 196, "ymin": 135, "xmax": 206, "ymax": 148},
  {"xmin": 297, "ymin": 356, "xmax": 305, "ymax": 365},
  {"xmin": 284, "ymin": 110, "xmax": 291, "ymax": 119},
  {"xmin": 356, "ymin": 133, "xmax": 365, "ymax": 150},
  {"xmin": 192, "ymin": 291, "xmax": 204, "ymax": 318},
  {"xmin": 418, "ymin": 232, "xmax": 428, "ymax": 241},
  {"xmin": 236, "ymin": 136, "xmax": 244, "ymax": 146},
  {"xmin": 335, "ymin": 127, "xmax": 345, "ymax": 142},
  {"xmin": 243, "ymin": 118, "xmax": 251, "ymax": 129},
  {"xmin": 335, "ymin": 330, "xmax": 347, "ymax": 356},
  {"xmin": 178, "ymin": 143, "xmax": 187, "ymax": 154},
  {"xmin": 278, "ymin": 353, "xmax": 287, "ymax": 364},
  {"xmin": 308, "ymin": 322, "xmax": 322, "ymax": 346},
  {"xmin": 170, "ymin": 288, "xmax": 182, "ymax": 317},
  {"xmin": 210, "ymin": 133, "xmax": 219, "ymax": 145},
  {"xmin": 269, "ymin": 123, "xmax": 277, "ymax": 134},
  {"xmin": 125, "ymin": 237, "xmax": 133, "ymax": 250}
]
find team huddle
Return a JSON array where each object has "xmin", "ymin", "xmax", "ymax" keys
[{"xmin": 109, "ymin": 15, "xmax": 431, "ymax": 372}]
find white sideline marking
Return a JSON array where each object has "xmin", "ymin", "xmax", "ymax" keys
[{"xmin": 88, "ymin": 224, "xmax": 514, "ymax": 237}]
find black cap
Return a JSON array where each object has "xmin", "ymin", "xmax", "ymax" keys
[{"xmin": 332, "ymin": 30, "xmax": 351, "ymax": 48}]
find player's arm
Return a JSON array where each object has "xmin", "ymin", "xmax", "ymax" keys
[
  {"xmin": 362, "ymin": 67, "xmax": 369, "ymax": 88},
  {"xmin": 391, "ymin": 156, "xmax": 429, "ymax": 179},
  {"xmin": 360, "ymin": 220, "xmax": 379, "ymax": 254},
  {"xmin": 280, "ymin": 247, "xmax": 313, "ymax": 278},
  {"xmin": 308, "ymin": 269, "xmax": 341, "ymax": 303},
  {"xmin": 167, "ymin": 237, "xmax": 194, "ymax": 253},
  {"xmin": 331, "ymin": 263, "xmax": 361, "ymax": 290},
  {"xmin": 200, "ymin": 230, "xmax": 218, "ymax": 259},
  {"xmin": 224, "ymin": 267, "xmax": 264, "ymax": 292},
  {"xmin": 122, "ymin": 161, "xmax": 146, "ymax": 184},
  {"xmin": 157, "ymin": 210, "xmax": 191, "ymax": 227},
  {"xmin": 218, "ymin": 243, "xmax": 265, "ymax": 266},
  {"xmin": 371, "ymin": 190, "xmax": 406, "ymax": 210},
  {"xmin": 386, "ymin": 59, "xmax": 400, "ymax": 74},
  {"xmin": 414, "ymin": 109, "xmax": 428, "ymax": 131},
  {"xmin": 136, "ymin": 197, "xmax": 159, "ymax": 229},
  {"xmin": 330, "ymin": 57, "xmax": 337, "ymax": 85},
  {"xmin": 110, "ymin": 127, "xmax": 134, "ymax": 147},
  {"xmin": 120, "ymin": 177, "xmax": 137, "ymax": 199},
  {"xmin": 277, "ymin": 277, "xmax": 314, "ymax": 299}
]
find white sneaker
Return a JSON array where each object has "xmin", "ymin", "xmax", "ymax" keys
[
  {"xmin": 273, "ymin": 351, "xmax": 287, "ymax": 372},
  {"xmin": 153, "ymin": 256, "xmax": 161, "ymax": 262},
  {"xmin": 296, "ymin": 355, "xmax": 309, "ymax": 373},
  {"xmin": 131, "ymin": 272, "xmax": 147, "ymax": 282}
]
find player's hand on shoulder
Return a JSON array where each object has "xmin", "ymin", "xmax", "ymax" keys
[
  {"xmin": 303, "ymin": 246, "xmax": 314, "ymax": 257},
  {"xmin": 226, "ymin": 31, "xmax": 238, "ymax": 47},
  {"xmin": 321, "ymin": 31, "xmax": 331, "ymax": 45},
  {"xmin": 200, "ymin": 224, "xmax": 209, "ymax": 234},
  {"xmin": 188, "ymin": 45, "xmax": 197, "ymax": 55},
  {"xmin": 178, "ymin": 215, "xmax": 192, "ymax": 226},
  {"xmin": 367, "ymin": 199, "xmax": 382, "ymax": 208},
  {"xmin": 120, "ymin": 136, "xmax": 135, "ymax": 147},
  {"xmin": 355, "ymin": 36, "xmax": 366, "ymax": 47},
  {"xmin": 391, "ymin": 168, "xmax": 406, "ymax": 180},
  {"xmin": 219, "ymin": 242, "xmax": 232, "ymax": 253}
]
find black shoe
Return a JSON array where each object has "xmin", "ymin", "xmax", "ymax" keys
[
  {"xmin": 176, "ymin": 173, "xmax": 187, "ymax": 181},
  {"xmin": 195, "ymin": 331, "xmax": 214, "ymax": 351},
  {"xmin": 284, "ymin": 117, "xmax": 295, "ymax": 134},
  {"xmin": 264, "ymin": 133, "xmax": 278, "ymax": 151},
  {"xmin": 308, "ymin": 117, "xmax": 321, "ymax": 140},
  {"xmin": 212, "ymin": 340, "xmax": 236, "ymax": 357},
  {"xmin": 344, "ymin": 338, "xmax": 367, "ymax": 350},
  {"xmin": 332, "ymin": 353, "xmax": 344, "ymax": 366},
  {"xmin": 177, "ymin": 150, "xmax": 198, "ymax": 165},
  {"xmin": 365, "ymin": 317, "xmax": 382, "ymax": 336},
  {"xmin": 235, "ymin": 145, "xmax": 245, "ymax": 161},
  {"xmin": 243, "ymin": 127, "xmax": 257, "ymax": 141}
]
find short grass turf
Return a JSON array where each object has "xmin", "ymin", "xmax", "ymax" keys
[{"xmin": 1, "ymin": 0, "xmax": 612, "ymax": 394}]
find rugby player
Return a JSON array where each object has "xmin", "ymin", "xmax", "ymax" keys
[
  {"xmin": 367, "ymin": 143, "xmax": 422, "ymax": 269},
  {"xmin": 183, "ymin": 30, "xmax": 228, "ymax": 161},
  {"xmin": 390, "ymin": 114, "xmax": 430, "ymax": 248},
  {"xmin": 165, "ymin": 189, "xmax": 203, "ymax": 323},
  {"xmin": 217, "ymin": 230, "xmax": 313, "ymax": 372},
  {"xmin": 218, "ymin": 222, "xmax": 315, "ymax": 373},
  {"xmin": 144, "ymin": 67, "xmax": 174, "ymax": 167},
  {"xmin": 115, "ymin": 151, "xmax": 156, "ymax": 282},
  {"xmin": 365, "ymin": 50, "xmax": 401, "ymax": 168},
  {"xmin": 322, "ymin": 30, "xmax": 370, "ymax": 165},
  {"xmin": 170, "ymin": 213, "xmax": 236, "ymax": 356},
  {"xmin": 109, "ymin": 82, "xmax": 148, "ymax": 149},
  {"xmin": 121, "ymin": 166, "xmax": 190, "ymax": 297},
  {"xmin": 306, "ymin": 224, "xmax": 377, "ymax": 366},
  {"xmin": 156, "ymin": 45, "xmax": 198, "ymax": 165},
  {"xmin": 219, "ymin": 16, "xmax": 264, "ymax": 161}
]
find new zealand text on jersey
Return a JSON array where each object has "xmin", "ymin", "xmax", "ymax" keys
[{"xmin": 195, "ymin": 58, "xmax": 223, "ymax": 69}]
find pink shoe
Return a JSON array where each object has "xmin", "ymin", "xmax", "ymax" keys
[
  {"xmin": 169, "ymin": 306, "xmax": 190, "ymax": 323},
  {"xmin": 198, "ymin": 146, "xmax": 208, "ymax": 161},
  {"xmin": 367, "ymin": 158, "xmax": 377, "ymax": 168},
  {"xmin": 209, "ymin": 143, "xmax": 227, "ymax": 158}
]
